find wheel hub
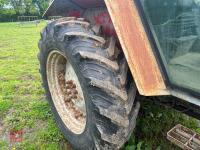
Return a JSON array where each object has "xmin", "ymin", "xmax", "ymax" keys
[{"xmin": 47, "ymin": 50, "xmax": 86, "ymax": 134}]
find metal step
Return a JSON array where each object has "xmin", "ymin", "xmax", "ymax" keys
[{"xmin": 167, "ymin": 124, "xmax": 200, "ymax": 150}]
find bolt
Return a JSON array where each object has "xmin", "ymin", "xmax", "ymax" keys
[
  {"xmin": 68, "ymin": 102, "xmax": 73, "ymax": 107},
  {"xmin": 72, "ymin": 95, "xmax": 78, "ymax": 99},
  {"xmin": 72, "ymin": 84, "xmax": 76, "ymax": 89},
  {"xmin": 66, "ymin": 80, "xmax": 73, "ymax": 85},
  {"xmin": 61, "ymin": 85, "xmax": 65, "ymax": 89},
  {"xmin": 68, "ymin": 95, "xmax": 74, "ymax": 100},
  {"xmin": 66, "ymin": 91, "xmax": 72, "ymax": 95},
  {"xmin": 64, "ymin": 98, "xmax": 71, "ymax": 102},
  {"xmin": 66, "ymin": 85, "xmax": 71, "ymax": 89},
  {"xmin": 73, "ymin": 90, "xmax": 78, "ymax": 95},
  {"xmin": 75, "ymin": 111, "xmax": 82, "ymax": 119}
]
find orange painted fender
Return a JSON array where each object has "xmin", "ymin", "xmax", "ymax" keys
[{"xmin": 105, "ymin": 0, "xmax": 169, "ymax": 96}]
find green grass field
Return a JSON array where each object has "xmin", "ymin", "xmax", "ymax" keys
[{"xmin": 0, "ymin": 22, "xmax": 199, "ymax": 150}]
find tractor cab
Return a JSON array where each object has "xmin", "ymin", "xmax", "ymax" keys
[{"xmin": 141, "ymin": 0, "xmax": 200, "ymax": 94}]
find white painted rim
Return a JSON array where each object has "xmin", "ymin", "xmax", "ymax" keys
[{"xmin": 46, "ymin": 50, "xmax": 86, "ymax": 134}]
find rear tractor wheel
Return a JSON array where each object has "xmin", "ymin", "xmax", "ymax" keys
[{"xmin": 38, "ymin": 17, "xmax": 140, "ymax": 150}]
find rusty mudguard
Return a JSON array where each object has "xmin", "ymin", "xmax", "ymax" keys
[{"xmin": 44, "ymin": 0, "xmax": 169, "ymax": 96}]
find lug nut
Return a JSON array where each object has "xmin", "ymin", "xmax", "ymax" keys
[
  {"xmin": 68, "ymin": 95, "xmax": 74, "ymax": 99},
  {"xmin": 72, "ymin": 95, "xmax": 78, "ymax": 99},
  {"xmin": 66, "ymin": 85, "xmax": 71, "ymax": 89},
  {"xmin": 75, "ymin": 111, "xmax": 82, "ymax": 119},
  {"xmin": 66, "ymin": 80, "xmax": 73, "ymax": 85},
  {"xmin": 73, "ymin": 90, "xmax": 78, "ymax": 95},
  {"xmin": 64, "ymin": 98, "xmax": 71, "ymax": 102},
  {"xmin": 66, "ymin": 91, "xmax": 72, "ymax": 95},
  {"xmin": 72, "ymin": 84, "xmax": 76, "ymax": 89}
]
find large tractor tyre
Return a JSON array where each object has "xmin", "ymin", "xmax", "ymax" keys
[{"xmin": 38, "ymin": 17, "xmax": 140, "ymax": 150}]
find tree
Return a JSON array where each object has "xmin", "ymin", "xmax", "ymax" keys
[
  {"xmin": 33, "ymin": 0, "xmax": 48, "ymax": 16},
  {"xmin": 0, "ymin": 0, "xmax": 49, "ymax": 22},
  {"xmin": 9, "ymin": 0, "xmax": 24, "ymax": 14},
  {"xmin": 24, "ymin": 0, "xmax": 33, "ymax": 15},
  {"xmin": 0, "ymin": 0, "xmax": 8, "ymax": 8},
  {"xmin": 8, "ymin": 0, "xmax": 49, "ymax": 16}
]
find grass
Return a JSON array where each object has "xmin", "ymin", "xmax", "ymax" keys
[
  {"xmin": 123, "ymin": 100, "xmax": 199, "ymax": 150},
  {"xmin": 0, "ymin": 22, "xmax": 199, "ymax": 150},
  {"xmin": 0, "ymin": 22, "xmax": 66, "ymax": 150}
]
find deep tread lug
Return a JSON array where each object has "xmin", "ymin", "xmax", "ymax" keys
[
  {"xmin": 125, "ymin": 84, "xmax": 137, "ymax": 114},
  {"xmin": 79, "ymin": 51, "xmax": 119, "ymax": 71},
  {"xmin": 106, "ymin": 37, "xmax": 116, "ymax": 58},
  {"xmin": 90, "ymin": 78, "xmax": 128, "ymax": 101},
  {"xmin": 64, "ymin": 31, "xmax": 106, "ymax": 44},
  {"xmin": 118, "ymin": 58, "xmax": 128, "ymax": 88},
  {"xmin": 92, "ymin": 25, "xmax": 101, "ymax": 35},
  {"xmin": 96, "ymin": 124, "xmax": 126, "ymax": 147},
  {"xmin": 98, "ymin": 107, "xmax": 129, "ymax": 128},
  {"xmin": 55, "ymin": 20, "xmax": 90, "ymax": 27}
]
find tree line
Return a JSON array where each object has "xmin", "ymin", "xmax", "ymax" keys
[{"xmin": 0, "ymin": 0, "xmax": 49, "ymax": 22}]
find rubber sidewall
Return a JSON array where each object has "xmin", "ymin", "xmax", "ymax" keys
[{"xmin": 40, "ymin": 39, "xmax": 96, "ymax": 150}]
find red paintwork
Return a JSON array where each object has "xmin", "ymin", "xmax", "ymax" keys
[
  {"xmin": 68, "ymin": 10, "xmax": 81, "ymax": 18},
  {"xmin": 94, "ymin": 12, "xmax": 116, "ymax": 36},
  {"xmin": 66, "ymin": 9, "xmax": 117, "ymax": 36},
  {"xmin": 45, "ymin": 0, "xmax": 116, "ymax": 36}
]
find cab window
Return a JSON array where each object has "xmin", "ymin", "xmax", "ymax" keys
[{"xmin": 141, "ymin": 0, "xmax": 200, "ymax": 93}]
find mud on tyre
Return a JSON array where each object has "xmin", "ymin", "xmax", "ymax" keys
[{"xmin": 38, "ymin": 17, "xmax": 140, "ymax": 150}]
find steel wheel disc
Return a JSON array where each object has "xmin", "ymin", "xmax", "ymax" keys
[{"xmin": 46, "ymin": 50, "xmax": 86, "ymax": 134}]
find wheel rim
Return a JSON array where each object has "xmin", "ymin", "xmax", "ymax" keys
[{"xmin": 46, "ymin": 50, "xmax": 86, "ymax": 134}]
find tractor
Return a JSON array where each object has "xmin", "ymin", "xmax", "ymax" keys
[{"xmin": 38, "ymin": 0, "xmax": 200, "ymax": 149}]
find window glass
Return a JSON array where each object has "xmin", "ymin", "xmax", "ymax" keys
[{"xmin": 141, "ymin": 0, "xmax": 200, "ymax": 93}]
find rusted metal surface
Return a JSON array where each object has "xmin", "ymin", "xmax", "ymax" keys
[
  {"xmin": 105, "ymin": 0, "xmax": 169, "ymax": 96},
  {"xmin": 167, "ymin": 124, "xmax": 200, "ymax": 149}
]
